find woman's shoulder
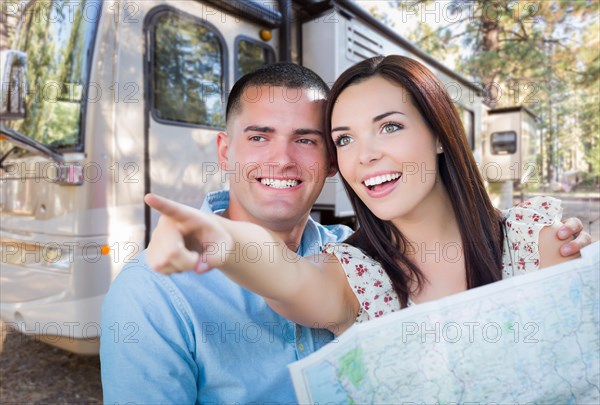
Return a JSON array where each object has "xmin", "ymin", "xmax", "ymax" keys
[
  {"xmin": 504, "ymin": 196, "xmax": 562, "ymax": 225},
  {"xmin": 322, "ymin": 242, "xmax": 401, "ymax": 321},
  {"xmin": 322, "ymin": 242, "xmax": 374, "ymax": 262},
  {"xmin": 322, "ymin": 243, "xmax": 388, "ymax": 277},
  {"xmin": 501, "ymin": 196, "xmax": 563, "ymax": 277}
]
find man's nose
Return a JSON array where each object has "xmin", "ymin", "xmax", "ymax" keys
[{"xmin": 266, "ymin": 140, "xmax": 297, "ymax": 171}]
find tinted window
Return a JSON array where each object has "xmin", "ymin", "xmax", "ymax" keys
[
  {"xmin": 152, "ymin": 12, "xmax": 225, "ymax": 127},
  {"xmin": 236, "ymin": 38, "xmax": 274, "ymax": 80},
  {"xmin": 491, "ymin": 131, "xmax": 517, "ymax": 155},
  {"xmin": 11, "ymin": 0, "xmax": 100, "ymax": 149}
]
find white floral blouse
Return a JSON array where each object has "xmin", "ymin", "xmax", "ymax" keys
[{"xmin": 322, "ymin": 196, "xmax": 562, "ymax": 323}]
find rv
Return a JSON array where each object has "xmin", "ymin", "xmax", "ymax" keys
[{"xmin": 0, "ymin": 0, "xmax": 484, "ymax": 353}]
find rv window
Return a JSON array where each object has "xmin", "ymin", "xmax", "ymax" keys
[
  {"xmin": 10, "ymin": 0, "xmax": 100, "ymax": 150},
  {"xmin": 152, "ymin": 12, "xmax": 225, "ymax": 127},
  {"xmin": 491, "ymin": 131, "xmax": 517, "ymax": 155},
  {"xmin": 235, "ymin": 38, "xmax": 274, "ymax": 81}
]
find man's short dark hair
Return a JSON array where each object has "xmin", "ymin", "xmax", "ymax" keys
[{"xmin": 225, "ymin": 63, "xmax": 330, "ymax": 122}]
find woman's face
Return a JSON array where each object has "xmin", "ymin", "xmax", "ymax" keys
[{"xmin": 331, "ymin": 76, "xmax": 444, "ymax": 223}]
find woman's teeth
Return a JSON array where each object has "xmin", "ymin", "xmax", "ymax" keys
[{"xmin": 363, "ymin": 173, "xmax": 402, "ymax": 187}]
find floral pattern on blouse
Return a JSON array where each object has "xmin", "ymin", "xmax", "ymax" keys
[
  {"xmin": 501, "ymin": 196, "xmax": 562, "ymax": 277},
  {"xmin": 321, "ymin": 243, "xmax": 400, "ymax": 323},
  {"xmin": 322, "ymin": 196, "xmax": 562, "ymax": 323}
]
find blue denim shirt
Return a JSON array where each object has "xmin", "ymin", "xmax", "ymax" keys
[{"xmin": 100, "ymin": 190, "xmax": 353, "ymax": 404}]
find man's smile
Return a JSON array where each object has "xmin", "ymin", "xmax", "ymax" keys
[{"xmin": 259, "ymin": 178, "xmax": 302, "ymax": 189}]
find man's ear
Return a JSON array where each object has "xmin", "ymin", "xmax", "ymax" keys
[{"xmin": 216, "ymin": 132, "xmax": 229, "ymax": 169}]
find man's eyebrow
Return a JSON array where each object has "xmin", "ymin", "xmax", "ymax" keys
[
  {"xmin": 293, "ymin": 128, "xmax": 323, "ymax": 137},
  {"xmin": 373, "ymin": 111, "xmax": 405, "ymax": 122},
  {"xmin": 244, "ymin": 125, "xmax": 275, "ymax": 133}
]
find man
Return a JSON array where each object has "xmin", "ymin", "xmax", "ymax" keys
[
  {"xmin": 101, "ymin": 63, "xmax": 351, "ymax": 404},
  {"xmin": 100, "ymin": 63, "xmax": 590, "ymax": 403}
]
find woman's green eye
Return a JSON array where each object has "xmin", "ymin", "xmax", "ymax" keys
[
  {"xmin": 383, "ymin": 123, "xmax": 402, "ymax": 133},
  {"xmin": 335, "ymin": 135, "xmax": 353, "ymax": 147}
]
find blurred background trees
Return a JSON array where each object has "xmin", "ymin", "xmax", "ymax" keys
[{"xmin": 369, "ymin": 0, "xmax": 599, "ymax": 189}]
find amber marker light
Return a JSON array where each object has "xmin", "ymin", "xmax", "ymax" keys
[
  {"xmin": 260, "ymin": 29, "xmax": 272, "ymax": 42},
  {"xmin": 101, "ymin": 245, "xmax": 111, "ymax": 255}
]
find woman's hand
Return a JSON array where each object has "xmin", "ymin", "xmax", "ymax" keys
[
  {"xmin": 144, "ymin": 193, "xmax": 233, "ymax": 274},
  {"xmin": 557, "ymin": 217, "xmax": 593, "ymax": 257}
]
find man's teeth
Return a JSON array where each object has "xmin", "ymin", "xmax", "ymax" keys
[
  {"xmin": 260, "ymin": 178, "xmax": 299, "ymax": 188},
  {"xmin": 364, "ymin": 173, "xmax": 401, "ymax": 187}
]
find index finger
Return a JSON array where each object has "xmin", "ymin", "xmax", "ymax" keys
[{"xmin": 144, "ymin": 193, "xmax": 194, "ymax": 222}]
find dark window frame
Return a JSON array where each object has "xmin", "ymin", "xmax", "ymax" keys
[
  {"xmin": 234, "ymin": 35, "xmax": 275, "ymax": 82},
  {"xmin": 454, "ymin": 103, "xmax": 475, "ymax": 151},
  {"xmin": 146, "ymin": 6, "xmax": 228, "ymax": 129}
]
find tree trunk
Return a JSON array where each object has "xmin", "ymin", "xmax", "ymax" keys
[{"xmin": 481, "ymin": 0, "xmax": 500, "ymax": 107}]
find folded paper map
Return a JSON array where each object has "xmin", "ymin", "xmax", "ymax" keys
[{"xmin": 289, "ymin": 242, "xmax": 600, "ymax": 404}]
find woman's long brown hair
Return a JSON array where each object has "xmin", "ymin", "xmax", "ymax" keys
[{"xmin": 324, "ymin": 55, "xmax": 504, "ymax": 307}]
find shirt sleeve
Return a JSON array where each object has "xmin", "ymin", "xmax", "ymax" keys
[
  {"xmin": 100, "ymin": 252, "xmax": 199, "ymax": 404},
  {"xmin": 501, "ymin": 196, "xmax": 563, "ymax": 277},
  {"xmin": 322, "ymin": 243, "xmax": 400, "ymax": 322}
]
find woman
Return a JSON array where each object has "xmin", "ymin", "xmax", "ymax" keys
[
  {"xmin": 319, "ymin": 55, "xmax": 568, "ymax": 317},
  {"xmin": 146, "ymin": 56, "xmax": 575, "ymax": 335}
]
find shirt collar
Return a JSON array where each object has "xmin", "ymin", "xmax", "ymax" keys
[
  {"xmin": 200, "ymin": 190, "xmax": 230, "ymax": 214},
  {"xmin": 200, "ymin": 189, "xmax": 323, "ymax": 255}
]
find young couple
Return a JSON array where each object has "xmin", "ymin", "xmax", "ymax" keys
[{"xmin": 101, "ymin": 58, "xmax": 591, "ymax": 403}]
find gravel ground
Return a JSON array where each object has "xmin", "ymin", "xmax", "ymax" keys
[{"xmin": 0, "ymin": 321, "xmax": 102, "ymax": 404}]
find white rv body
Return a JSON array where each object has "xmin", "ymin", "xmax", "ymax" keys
[{"xmin": 1, "ymin": 0, "xmax": 483, "ymax": 353}]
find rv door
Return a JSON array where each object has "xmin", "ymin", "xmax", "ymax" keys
[{"xmin": 141, "ymin": 2, "xmax": 277, "ymax": 236}]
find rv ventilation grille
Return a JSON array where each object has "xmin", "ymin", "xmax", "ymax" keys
[{"xmin": 345, "ymin": 20, "xmax": 383, "ymax": 62}]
